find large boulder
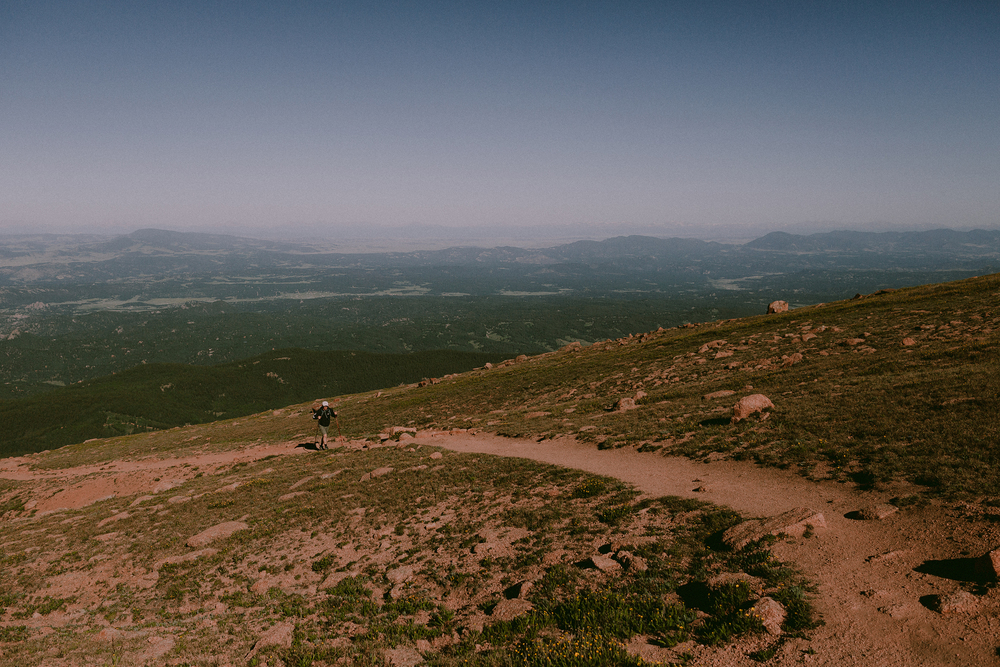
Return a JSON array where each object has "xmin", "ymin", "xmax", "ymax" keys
[
  {"xmin": 767, "ymin": 301, "xmax": 789, "ymax": 314},
  {"xmin": 731, "ymin": 394, "xmax": 774, "ymax": 423}
]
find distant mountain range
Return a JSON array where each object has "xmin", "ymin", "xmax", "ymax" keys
[{"xmin": 1, "ymin": 227, "xmax": 999, "ymax": 284}]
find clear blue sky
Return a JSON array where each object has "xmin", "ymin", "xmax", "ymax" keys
[{"xmin": 2, "ymin": 1, "xmax": 998, "ymax": 240}]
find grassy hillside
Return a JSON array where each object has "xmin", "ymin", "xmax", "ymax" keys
[
  {"xmin": 23, "ymin": 273, "xmax": 1000, "ymax": 497},
  {"xmin": 0, "ymin": 348, "xmax": 504, "ymax": 457}
]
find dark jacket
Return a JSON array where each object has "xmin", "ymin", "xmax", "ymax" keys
[{"xmin": 313, "ymin": 406, "xmax": 336, "ymax": 426}]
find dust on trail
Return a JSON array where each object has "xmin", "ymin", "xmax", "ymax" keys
[{"xmin": 417, "ymin": 431, "xmax": 1000, "ymax": 667}]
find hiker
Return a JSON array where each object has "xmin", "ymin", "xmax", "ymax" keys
[{"xmin": 311, "ymin": 400, "xmax": 337, "ymax": 449}]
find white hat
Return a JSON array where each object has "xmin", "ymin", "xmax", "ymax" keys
[{"xmin": 322, "ymin": 401, "xmax": 329, "ymax": 406}]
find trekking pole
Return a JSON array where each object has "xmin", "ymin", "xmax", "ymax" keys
[{"xmin": 336, "ymin": 414, "xmax": 343, "ymax": 442}]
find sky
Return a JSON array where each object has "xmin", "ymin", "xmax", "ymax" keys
[{"xmin": 1, "ymin": 0, "xmax": 998, "ymax": 242}]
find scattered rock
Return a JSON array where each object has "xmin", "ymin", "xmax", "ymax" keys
[
  {"xmin": 782, "ymin": 352, "xmax": 803, "ymax": 367},
  {"xmin": 856, "ymin": 504, "xmax": 898, "ymax": 520},
  {"xmin": 186, "ymin": 521, "xmax": 249, "ymax": 548},
  {"xmin": 731, "ymin": 394, "xmax": 774, "ymax": 423},
  {"xmin": 504, "ymin": 580, "xmax": 534, "ymax": 599},
  {"xmin": 703, "ymin": 390, "xmax": 735, "ymax": 401},
  {"xmin": 491, "ymin": 598, "xmax": 534, "ymax": 621},
  {"xmin": 613, "ymin": 397, "xmax": 637, "ymax": 411},
  {"xmin": 902, "ymin": 337, "xmax": 917, "ymax": 346},
  {"xmin": 289, "ymin": 476, "xmax": 314, "ymax": 490},
  {"xmin": 360, "ymin": 467, "xmax": 395, "ymax": 481},
  {"xmin": 97, "ymin": 511, "xmax": 131, "ymax": 528},
  {"xmin": 155, "ymin": 548, "xmax": 219, "ymax": 570},
  {"xmin": 767, "ymin": 301, "xmax": 789, "ymax": 314},
  {"xmin": 387, "ymin": 566, "xmax": 415, "ymax": 585},
  {"xmin": 931, "ymin": 590, "xmax": 978, "ymax": 614},
  {"xmin": 722, "ymin": 507, "xmax": 827, "ymax": 550},
  {"xmin": 152, "ymin": 479, "xmax": 183, "ymax": 494},
  {"xmin": 974, "ymin": 547, "xmax": 1000, "ymax": 580},
  {"xmin": 614, "ymin": 550, "xmax": 648, "ymax": 572},
  {"xmin": 278, "ymin": 491, "xmax": 308, "ymax": 502},
  {"xmin": 430, "ymin": 452, "xmax": 443, "ymax": 460},
  {"xmin": 751, "ymin": 596, "xmax": 786, "ymax": 635},
  {"xmin": 699, "ymin": 339, "xmax": 728, "ymax": 354},
  {"xmin": 579, "ymin": 554, "xmax": 623, "ymax": 573}
]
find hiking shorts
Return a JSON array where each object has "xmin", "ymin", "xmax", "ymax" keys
[{"xmin": 318, "ymin": 424, "xmax": 329, "ymax": 436}]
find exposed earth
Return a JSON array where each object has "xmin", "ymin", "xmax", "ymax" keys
[{"xmin": 2, "ymin": 430, "xmax": 998, "ymax": 666}]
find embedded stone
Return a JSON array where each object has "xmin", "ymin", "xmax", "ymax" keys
[{"xmin": 722, "ymin": 508, "xmax": 826, "ymax": 550}]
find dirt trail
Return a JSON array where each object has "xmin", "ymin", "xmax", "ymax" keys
[{"xmin": 420, "ymin": 431, "xmax": 1000, "ymax": 667}]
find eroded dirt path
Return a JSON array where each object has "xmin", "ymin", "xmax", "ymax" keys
[{"xmin": 420, "ymin": 431, "xmax": 1000, "ymax": 667}]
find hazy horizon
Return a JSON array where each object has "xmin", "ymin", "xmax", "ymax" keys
[{"xmin": 2, "ymin": 2, "xmax": 998, "ymax": 240}]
